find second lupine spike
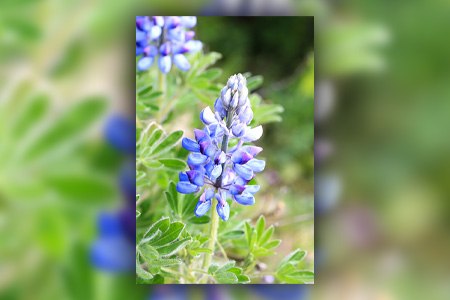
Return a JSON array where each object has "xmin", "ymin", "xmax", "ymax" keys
[{"xmin": 177, "ymin": 74, "xmax": 265, "ymax": 221}]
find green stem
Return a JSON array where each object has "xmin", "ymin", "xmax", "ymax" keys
[
  {"xmin": 202, "ymin": 197, "xmax": 219, "ymax": 276},
  {"xmin": 201, "ymin": 109, "xmax": 233, "ymax": 282}
]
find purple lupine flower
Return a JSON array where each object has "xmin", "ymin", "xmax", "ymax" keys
[
  {"xmin": 136, "ymin": 16, "xmax": 202, "ymax": 73},
  {"xmin": 177, "ymin": 74, "xmax": 265, "ymax": 221}
]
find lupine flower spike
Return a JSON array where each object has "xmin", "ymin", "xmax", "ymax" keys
[
  {"xmin": 136, "ymin": 16, "xmax": 202, "ymax": 73},
  {"xmin": 177, "ymin": 74, "xmax": 265, "ymax": 221}
]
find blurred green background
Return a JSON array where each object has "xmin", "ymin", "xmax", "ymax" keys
[{"xmin": 1, "ymin": 0, "xmax": 450, "ymax": 298}]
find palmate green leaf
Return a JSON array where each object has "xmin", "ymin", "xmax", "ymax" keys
[
  {"xmin": 12, "ymin": 93, "xmax": 49, "ymax": 139},
  {"xmin": 263, "ymin": 239, "xmax": 281, "ymax": 250},
  {"xmin": 253, "ymin": 104, "xmax": 284, "ymax": 124},
  {"xmin": 141, "ymin": 159, "xmax": 163, "ymax": 169},
  {"xmin": 258, "ymin": 225, "xmax": 274, "ymax": 246},
  {"xmin": 277, "ymin": 270, "xmax": 314, "ymax": 284},
  {"xmin": 158, "ymin": 158, "xmax": 186, "ymax": 171},
  {"xmin": 156, "ymin": 237, "xmax": 190, "ymax": 257},
  {"xmin": 43, "ymin": 173, "xmax": 114, "ymax": 203},
  {"xmin": 137, "ymin": 84, "xmax": 153, "ymax": 97},
  {"xmin": 246, "ymin": 75, "xmax": 263, "ymax": 91},
  {"xmin": 136, "ymin": 261, "xmax": 153, "ymax": 280},
  {"xmin": 151, "ymin": 258, "xmax": 181, "ymax": 267},
  {"xmin": 197, "ymin": 68, "xmax": 222, "ymax": 81},
  {"xmin": 143, "ymin": 217, "xmax": 170, "ymax": 239},
  {"xmin": 220, "ymin": 230, "xmax": 244, "ymax": 239},
  {"xmin": 256, "ymin": 215, "xmax": 265, "ymax": 241},
  {"xmin": 279, "ymin": 249, "xmax": 307, "ymax": 267},
  {"xmin": 150, "ymin": 130, "xmax": 183, "ymax": 156},
  {"xmin": 187, "ymin": 215, "xmax": 210, "ymax": 224},
  {"xmin": 150, "ymin": 222, "xmax": 185, "ymax": 247},
  {"xmin": 213, "ymin": 272, "xmax": 238, "ymax": 284},
  {"xmin": 275, "ymin": 249, "xmax": 313, "ymax": 284},
  {"xmin": 24, "ymin": 97, "xmax": 106, "ymax": 161}
]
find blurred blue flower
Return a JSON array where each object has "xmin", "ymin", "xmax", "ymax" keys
[
  {"xmin": 136, "ymin": 16, "xmax": 202, "ymax": 73},
  {"xmin": 177, "ymin": 74, "xmax": 264, "ymax": 221},
  {"xmin": 104, "ymin": 114, "xmax": 135, "ymax": 155},
  {"xmin": 90, "ymin": 212, "xmax": 134, "ymax": 272}
]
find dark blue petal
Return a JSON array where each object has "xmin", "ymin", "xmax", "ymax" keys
[
  {"xmin": 182, "ymin": 137, "xmax": 200, "ymax": 152},
  {"xmin": 234, "ymin": 192, "xmax": 255, "ymax": 205},
  {"xmin": 216, "ymin": 201, "xmax": 230, "ymax": 221},
  {"xmin": 245, "ymin": 158, "xmax": 265, "ymax": 173},
  {"xmin": 187, "ymin": 170, "xmax": 205, "ymax": 186},
  {"xmin": 176, "ymin": 181, "xmax": 199, "ymax": 194},
  {"xmin": 179, "ymin": 172, "xmax": 189, "ymax": 182},
  {"xmin": 229, "ymin": 184, "xmax": 246, "ymax": 195},
  {"xmin": 199, "ymin": 141, "xmax": 216, "ymax": 158},
  {"xmin": 187, "ymin": 153, "xmax": 207, "ymax": 166},
  {"xmin": 194, "ymin": 129, "xmax": 208, "ymax": 143},
  {"xmin": 204, "ymin": 161, "xmax": 214, "ymax": 177},
  {"xmin": 231, "ymin": 150, "xmax": 253, "ymax": 164},
  {"xmin": 195, "ymin": 200, "xmax": 211, "ymax": 217},
  {"xmin": 234, "ymin": 163, "xmax": 254, "ymax": 181}
]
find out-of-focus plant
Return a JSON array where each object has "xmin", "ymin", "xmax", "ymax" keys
[{"xmin": 136, "ymin": 16, "xmax": 313, "ymax": 284}]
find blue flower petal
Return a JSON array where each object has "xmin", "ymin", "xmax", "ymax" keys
[
  {"xmin": 245, "ymin": 158, "xmax": 265, "ymax": 173},
  {"xmin": 183, "ymin": 40, "xmax": 202, "ymax": 53},
  {"xmin": 176, "ymin": 181, "xmax": 199, "ymax": 194},
  {"xmin": 182, "ymin": 137, "xmax": 200, "ymax": 152},
  {"xmin": 214, "ymin": 97, "xmax": 226, "ymax": 118},
  {"xmin": 136, "ymin": 29, "xmax": 147, "ymax": 42},
  {"xmin": 179, "ymin": 172, "xmax": 189, "ymax": 182},
  {"xmin": 137, "ymin": 56, "xmax": 154, "ymax": 71},
  {"xmin": 210, "ymin": 164, "xmax": 222, "ymax": 181},
  {"xmin": 242, "ymin": 125, "xmax": 263, "ymax": 142},
  {"xmin": 195, "ymin": 200, "xmax": 211, "ymax": 217},
  {"xmin": 158, "ymin": 56, "xmax": 172, "ymax": 74},
  {"xmin": 245, "ymin": 185, "xmax": 260, "ymax": 194},
  {"xmin": 231, "ymin": 149, "xmax": 253, "ymax": 164},
  {"xmin": 194, "ymin": 129, "xmax": 208, "ymax": 143},
  {"xmin": 200, "ymin": 107, "xmax": 216, "ymax": 125},
  {"xmin": 241, "ymin": 146, "xmax": 263, "ymax": 157},
  {"xmin": 199, "ymin": 141, "xmax": 216, "ymax": 158},
  {"xmin": 187, "ymin": 170, "xmax": 205, "ymax": 186},
  {"xmin": 234, "ymin": 192, "xmax": 255, "ymax": 205},
  {"xmin": 180, "ymin": 16, "xmax": 197, "ymax": 28},
  {"xmin": 150, "ymin": 26, "xmax": 162, "ymax": 40},
  {"xmin": 216, "ymin": 201, "xmax": 230, "ymax": 221},
  {"xmin": 230, "ymin": 184, "xmax": 246, "ymax": 195},
  {"xmin": 187, "ymin": 152, "xmax": 208, "ymax": 166},
  {"xmin": 234, "ymin": 163, "xmax": 254, "ymax": 181},
  {"xmin": 173, "ymin": 54, "xmax": 191, "ymax": 71}
]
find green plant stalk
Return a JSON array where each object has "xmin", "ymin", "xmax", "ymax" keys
[{"xmin": 202, "ymin": 196, "xmax": 219, "ymax": 275}]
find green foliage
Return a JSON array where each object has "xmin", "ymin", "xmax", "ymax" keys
[
  {"xmin": 135, "ymin": 48, "xmax": 312, "ymax": 284},
  {"xmin": 275, "ymin": 249, "xmax": 314, "ymax": 284},
  {"xmin": 136, "ymin": 217, "xmax": 191, "ymax": 283}
]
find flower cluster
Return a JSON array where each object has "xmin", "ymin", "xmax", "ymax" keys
[
  {"xmin": 177, "ymin": 74, "xmax": 265, "ymax": 221},
  {"xmin": 136, "ymin": 16, "xmax": 202, "ymax": 73}
]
